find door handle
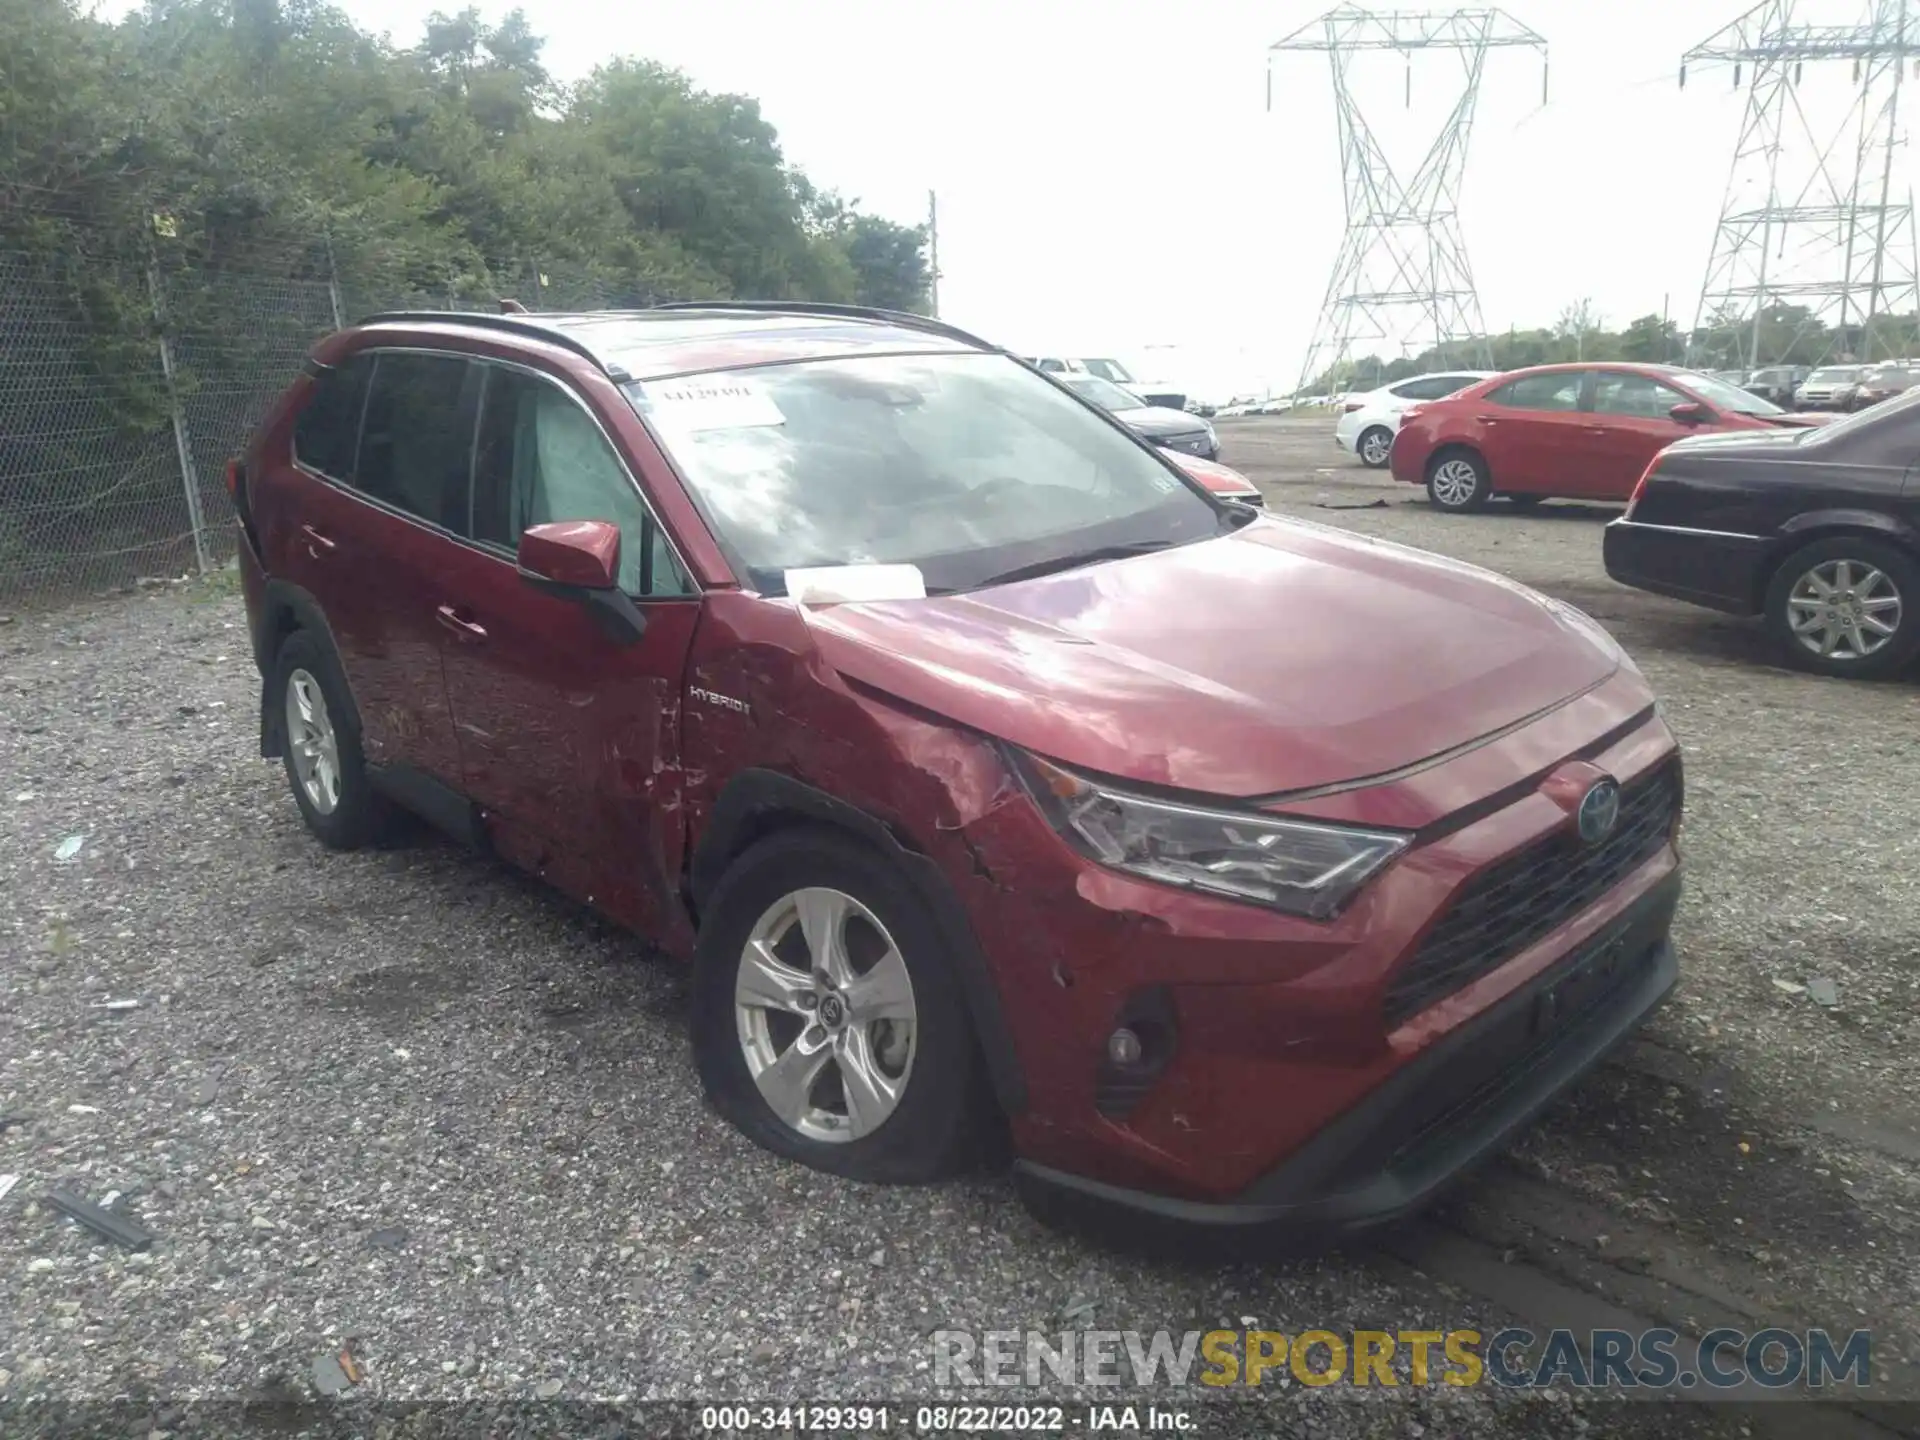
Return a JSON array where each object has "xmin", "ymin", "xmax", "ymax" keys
[
  {"xmin": 1474, "ymin": 415, "xmax": 1499, "ymax": 423},
  {"xmin": 435, "ymin": 605, "xmax": 487, "ymax": 642},
  {"xmin": 299, "ymin": 523, "xmax": 336, "ymax": 553}
]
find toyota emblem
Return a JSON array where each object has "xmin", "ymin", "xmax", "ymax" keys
[{"xmin": 1576, "ymin": 778, "xmax": 1621, "ymax": 845}]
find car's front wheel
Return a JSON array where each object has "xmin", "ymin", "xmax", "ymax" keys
[
  {"xmin": 1426, "ymin": 449, "xmax": 1492, "ymax": 512},
  {"xmin": 691, "ymin": 828, "xmax": 991, "ymax": 1183},
  {"xmin": 1764, "ymin": 536, "xmax": 1919, "ymax": 679},
  {"xmin": 1357, "ymin": 426, "xmax": 1393, "ymax": 468}
]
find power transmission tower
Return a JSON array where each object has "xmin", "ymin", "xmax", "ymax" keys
[
  {"xmin": 1685, "ymin": 0, "xmax": 1920, "ymax": 370},
  {"xmin": 1271, "ymin": 6, "xmax": 1547, "ymax": 395}
]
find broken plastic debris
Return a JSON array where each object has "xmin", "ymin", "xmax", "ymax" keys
[
  {"xmin": 43, "ymin": 1186, "xmax": 154, "ymax": 1251},
  {"xmin": 90, "ymin": 999, "xmax": 139, "ymax": 1012},
  {"xmin": 1807, "ymin": 977, "xmax": 1839, "ymax": 1007},
  {"xmin": 54, "ymin": 836, "xmax": 85, "ymax": 862},
  {"xmin": 785, "ymin": 564, "xmax": 928, "ymax": 605},
  {"xmin": 1770, "ymin": 977, "xmax": 1806, "ymax": 996},
  {"xmin": 311, "ymin": 1352, "xmax": 355, "ymax": 1397},
  {"xmin": 66, "ymin": 1104, "xmax": 100, "ymax": 1115},
  {"xmin": 0, "ymin": 1175, "xmax": 19, "ymax": 1204}
]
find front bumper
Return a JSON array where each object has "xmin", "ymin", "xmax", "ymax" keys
[
  {"xmin": 940, "ymin": 674, "xmax": 1681, "ymax": 1214},
  {"xmin": 1603, "ymin": 517, "xmax": 1768, "ymax": 615},
  {"xmin": 1017, "ymin": 871, "xmax": 1679, "ymax": 1237}
]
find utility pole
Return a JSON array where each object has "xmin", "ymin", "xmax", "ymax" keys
[
  {"xmin": 928, "ymin": 189, "xmax": 941, "ymax": 319},
  {"xmin": 1271, "ymin": 7, "xmax": 1547, "ymax": 393},
  {"xmin": 1686, "ymin": 0, "xmax": 1920, "ymax": 368}
]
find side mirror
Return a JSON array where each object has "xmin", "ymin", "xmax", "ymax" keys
[
  {"xmin": 516, "ymin": 520, "xmax": 648, "ymax": 645},
  {"xmin": 1669, "ymin": 401, "xmax": 1709, "ymax": 424},
  {"xmin": 518, "ymin": 519, "xmax": 620, "ymax": 591}
]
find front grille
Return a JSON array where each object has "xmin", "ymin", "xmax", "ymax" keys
[{"xmin": 1384, "ymin": 762, "xmax": 1680, "ymax": 1026}]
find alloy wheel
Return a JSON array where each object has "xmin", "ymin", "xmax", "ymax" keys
[
  {"xmin": 1360, "ymin": 429, "xmax": 1391, "ymax": 465},
  {"xmin": 734, "ymin": 887, "xmax": 918, "ymax": 1143},
  {"xmin": 285, "ymin": 668, "xmax": 342, "ymax": 815},
  {"xmin": 1787, "ymin": 559, "xmax": 1903, "ymax": 661},
  {"xmin": 1430, "ymin": 458, "xmax": 1481, "ymax": 507}
]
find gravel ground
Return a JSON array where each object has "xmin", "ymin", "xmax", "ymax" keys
[{"xmin": 1, "ymin": 416, "xmax": 1915, "ymax": 1439}]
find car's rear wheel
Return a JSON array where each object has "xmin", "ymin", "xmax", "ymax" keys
[
  {"xmin": 1426, "ymin": 450, "xmax": 1492, "ymax": 512},
  {"xmin": 272, "ymin": 629, "xmax": 392, "ymax": 849},
  {"xmin": 691, "ymin": 828, "xmax": 990, "ymax": 1183},
  {"xmin": 1357, "ymin": 426, "xmax": 1393, "ymax": 468},
  {"xmin": 1764, "ymin": 537, "xmax": 1919, "ymax": 680}
]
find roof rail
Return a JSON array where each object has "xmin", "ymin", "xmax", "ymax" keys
[
  {"xmin": 351, "ymin": 310, "xmax": 611, "ymax": 373},
  {"xmin": 648, "ymin": 299, "xmax": 1001, "ymax": 354}
]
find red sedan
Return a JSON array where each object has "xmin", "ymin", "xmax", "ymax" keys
[{"xmin": 1390, "ymin": 363, "xmax": 1826, "ymax": 512}]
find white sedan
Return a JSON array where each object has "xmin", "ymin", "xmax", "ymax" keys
[{"xmin": 1334, "ymin": 370, "xmax": 1498, "ymax": 468}]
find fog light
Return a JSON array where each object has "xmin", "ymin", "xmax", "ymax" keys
[{"xmin": 1107, "ymin": 1027, "xmax": 1144, "ymax": 1067}]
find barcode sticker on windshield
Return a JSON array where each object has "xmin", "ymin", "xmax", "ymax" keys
[{"xmin": 638, "ymin": 378, "xmax": 786, "ymax": 432}]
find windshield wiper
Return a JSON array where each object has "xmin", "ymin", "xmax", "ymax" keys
[{"xmin": 973, "ymin": 540, "xmax": 1175, "ymax": 590}]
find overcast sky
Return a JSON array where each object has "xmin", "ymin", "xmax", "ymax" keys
[{"xmin": 117, "ymin": 0, "xmax": 1915, "ymax": 399}]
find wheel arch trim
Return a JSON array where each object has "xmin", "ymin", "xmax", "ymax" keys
[{"xmin": 257, "ymin": 580, "xmax": 356, "ymax": 760}]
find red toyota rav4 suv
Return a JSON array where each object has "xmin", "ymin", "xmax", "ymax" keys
[{"xmin": 233, "ymin": 303, "xmax": 1683, "ymax": 1235}]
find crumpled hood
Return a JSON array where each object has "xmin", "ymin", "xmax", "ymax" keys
[{"xmin": 801, "ymin": 519, "xmax": 1621, "ymax": 798}]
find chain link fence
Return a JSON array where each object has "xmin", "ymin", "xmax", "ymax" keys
[{"xmin": 0, "ymin": 221, "xmax": 668, "ymax": 610}]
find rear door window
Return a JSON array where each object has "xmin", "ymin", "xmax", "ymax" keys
[
  {"xmin": 292, "ymin": 354, "xmax": 372, "ymax": 482},
  {"xmin": 355, "ymin": 352, "xmax": 482, "ymax": 532},
  {"xmin": 1487, "ymin": 372, "xmax": 1586, "ymax": 411}
]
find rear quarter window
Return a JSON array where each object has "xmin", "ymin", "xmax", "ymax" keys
[{"xmin": 291, "ymin": 354, "xmax": 372, "ymax": 481}]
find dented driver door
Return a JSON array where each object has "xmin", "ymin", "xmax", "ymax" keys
[{"xmin": 434, "ymin": 361, "xmax": 702, "ymax": 940}]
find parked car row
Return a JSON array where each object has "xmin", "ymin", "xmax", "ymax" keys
[
  {"xmin": 1737, "ymin": 361, "xmax": 1920, "ymax": 412},
  {"xmin": 230, "ymin": 300, "xmax": 1685, "ymax": 1245},
  {"xmin": 1356, "ymin": 357, "xmax": 1917, "ymax": 681}
]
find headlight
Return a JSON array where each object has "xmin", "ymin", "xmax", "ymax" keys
[{"xmin": 1012, "ymin": 752, "xmax": 1410, "ymax": 919}]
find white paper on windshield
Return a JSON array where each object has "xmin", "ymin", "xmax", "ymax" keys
[
  {"xmin": 785, "ymin": 564, "xmax": 928, "ymax": 605},
  {"xmin": 638, "ymin": 377, "xmax": 785, "ymax": 432}
]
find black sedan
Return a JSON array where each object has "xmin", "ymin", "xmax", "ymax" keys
[
  {"xmin": 1054, "ymin": 373, "xmax": 1220, "ymax": 460},
  {"xmin": 1604, "ymin": 390, "xmax": 1919, "ymax": 679}
]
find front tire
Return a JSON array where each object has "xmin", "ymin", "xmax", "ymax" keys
[
  {"xmin": 691, "ymin": 828, "xmax": 990, "ymax": 1183},
  {"xmin": 1356, "ymin": 426, "xmax": 1393, "ymax": 469},
  {"xmin": 1426, "ymin": 450, "xmax": 1492, "ymax": 512},
  {"xmin": 271, "ymin": 629, "xmax": 391, "ymax": 849},
  {"xmin": 1764, "ymin": 536, "xmax": 1919, "ymax": 680}
]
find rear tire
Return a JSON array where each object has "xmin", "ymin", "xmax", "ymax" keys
[
  {"xmin": 1426, "ymin": 450, "xmax": 1492, "ymax": 512},
  {"xmin": 1356, "ymin": 426, "xmax": 1393, "ymax": 469},
  {"xmin": 691, "ymin": 828, "xmax": 991, "ymax": 1184},
  {"xmin": 1764, "ymin": 536, "xmax": 1919, "ymax": 680},
  {"xmin": 271, "ymin": 629, "xmax": 392, "ymax": 849}
]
